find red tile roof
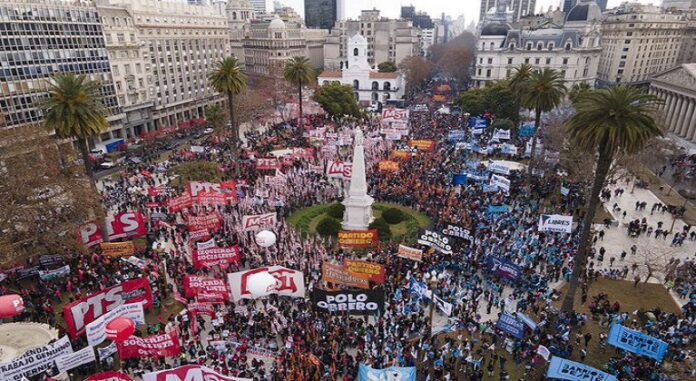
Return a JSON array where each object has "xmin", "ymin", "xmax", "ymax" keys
[
  {"xmin": 369, "ymin": 72, "xmax": 399, "ymax": 79},
  {"xmin": 318, "ymin": 71, "xmax": 343, "ymax": 78}
]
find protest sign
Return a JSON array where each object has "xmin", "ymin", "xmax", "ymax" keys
[
  {"xmin": 105, "ymin": 211, "xmax": 146, "ymax": 240},
  {"xmin": 241, "ymin": 212, "xmax": 277, "ymax": 231},
  {"xmin": 434, "ymin": 295, "xmax": 453, "ymax": 316},
  {"xmin": 417, "ymin": 230, "xmax": 452, "ymax": 254},
  {"xmin": 489, "ymin": 174, "xmax": 511, "ymax": 193},
  {"xmin": 86, "ymin": 371, "xmax": 132, "ymax": 381},
  {"xmin": 397, "ymin": 244, "xmax": 423, "ymax": 262},
  {"xmin": 337, "ymin": 230, "xmax": 378, "ymax": 249},
  {"xmin": 488, "ymin": 161, "xmax": 511, "ymax": 175},
  {"xmin": 447, "ymin": 130, "xmax": 466, "ymax": 141},
  {"xmin": 484, "ymin": 256, "xmax": 522, "ymax": 281},
  {"xmin": 186, "ymin": 213, "xmax": 222, "ymax": 232},
  {"xmin": 538, "ymin": 214, "xmax": 573, "ymax": 234},
  {"xmin": 494, "ymin": 129, "xmax": 511, "ymax": 140},
  {"xmin": 607, "ymin": 324, "xmax": 668, "ymax": 362},
  {"xmin": 442, "ymin": 224, "xmax": 472, "ymax": 241},
  {"xmin": 97, "ymin": 342, "xmax": 118, "ymax": 360},
  {"xmin": 188, "ymin": 229, "xmax": 211, "ymax": 243},
  {"xmin": 381, "ymin": 108, "xmax": 409, "ymax": 121},
  {"xmin": 117, "ymin": 331, "xmax": 181, "ymax": 360},
  {"xmin": 255, "ymin": 157, "xmax": 280, "ymax": 170},
  {"xmin": 183, "ymin": 276, "xmax": 229, "ymax": 301},
  {"xmin": 326, "ymin": 161, "xmax": 352, "ymax": 179},
  {"xmin": 38, "ymin": 265, "xmax": 70, "ymax": 281},
  {"xmin": 378, "ymin": 160, "xmax": 399, "ymax": 172},
  {"xmin": 321, "ymin": 262, "xmax": 370, "ymax": 289},
  {"xmin": 409, "ymin": 139, "xmax": 435, "ymax": 151},
  {"xmin": 228, "ymin": 266, "xmax": 305, "ymax": 301},
  {"xmin": 77, "ymin": 222, "xmax": 103, "ymax": 248},
  {"xmin": 63, "ymin": 278, "xmax": 152, "ymax": 338},
  {"xmin": 546, "ymin": 356, "xmax": 617, "ymax": 381},
  {"xmin": 100, "ymin": 241, "xmax": 135, "ymax": 257},
  {"xmin": 86, "ymin": 302, "xmax": 145, "ymax": 346},
  {"xmin": 496, "ymin": 313, "xmax": 525, "ymax": 339},
  {"xmin": 55, "ymin": 345, "xmax": 96, "ymax": 373},
  {"xmin": 0, "ymin": 336, "xmax": 73, "ymax": 381},
  {"xmin": 143, "ymin": 365, "xmax": 251, "ymax": 381},
  {"xmin": 39, "ymin": 254, "xmax": 64, "ymax": 267},
  {"xmin": 561, "ymin": 185, "xmax": 570, "ymax": 196},
  {"xmin": 192, "ymin": 246, "xmax": 240, "ymax": 269},
  {"xmin": 312, "ymin": 288, "xmax": 384, "ymax": 315},
  {"xmin": 358, "ymin": 364, "xmax": 416, "ymax": 381},
  {"xmin": 452, "ymin": 174, "xmax": 467, "ymax": 185},
  {"xmin": 344, "ymin": 260, "xmax": 385, "ymax": 284},
  {"xmin": 196, "ymin": 238, "xmax": 216, "ymax": 251},
  {"xmin": 167, "ymin": 193, "xmax": 193, "ymax": 213}
]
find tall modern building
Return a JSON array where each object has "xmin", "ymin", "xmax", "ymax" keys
[
  {"xmin": 323, "ymin": 9, "xmax": 420, "ymax": 70},
  {"xmin": 597, "ymin": 2, "xmax": 685, "ymax": 85},
  {"xmin": 249, "ymin": 0, "xmax": 272, "ymax": 14},
  {"xmin": 0, "ymin": 0, "xmax": 123, "ymax": 139},
  {"xmin": 305, "ymin": 0, "xmax": 337, "ymax": 30},
  {"xmin": 563, "ymin": 0, "xmax": 577, "ymax": 12},
  {"xmin": 661, "ymin": 0, "xmax": 696, "ymax": 10},
  {"xmin": 597, "ymin": 0, "xmax": 608, "ymax": 11},
  {"xmin": 480, "ymin": 0, "xmax": 536, "ymax": 23}
]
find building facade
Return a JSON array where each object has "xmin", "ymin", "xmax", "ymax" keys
[
  {"xmin": 99, "ymin": 0, "xmax": 230, "ymax": 131},
  {"xmin": 597, "ymin": 3, "xmax": 685, "ymax": 85},
  {"xmin": 473, "ymin": 0, "xmax": 602, "ymax": 88},
  {"xmin": 649, "ymin": 64, "xmax": 696, "ymax": 142},
  {"xmin": 249, "ymin": 0, "xmax": 272, "ymax": 14},
  {"xmin": 318, "ymin": 34, "xmax": 405, "ymax": 105},
  {"xmin": 0, "ymin": 0, "xmax": 123, "ymax": 139},
  {"xmin": 677, "ymin": 10, "xmax": 696, "ymax": 64},
  {"xmin": 323, "ymin": 9, "xmax": 420, "ymax": 70},
  {"xmin": 480, "ymin": 0, "xmax": 537, "ymax": 23},
  {"xmin": 305, "ymin": 0, "xmax": 336, "ymax": 30}
]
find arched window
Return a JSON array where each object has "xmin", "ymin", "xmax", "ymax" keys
[
  {"xmin": 565, "ymin": 43, "xmax": 571, "ymax": 51},
  {"xmin": 383, "ymin": 82, "xmax": 391, "ymax": 91},
  {"xmin": 340, "ymin": 61, "xmax": 344, "ymax": 69},
  {"xmin": 353, "ymin": 48, "xmax": 359, "ymax": 56},
  {"xmin": 490, "ymin": 42, "xmax": 494, "ymax": 50},
  {"xmin": 371, "ymin": 81, "xmax": 379, "ymax": 90},
  {"xmin": 322, "ymin": 80, "xmax": 329, "ymax": 86},
  {"xmin": 481, "ymin": 43, "xmax": 486, "ymax": 51},
  {"xmin": 384, "ymin": 93, "xmax": 391, "ymax": 100},
  {"xmin": 548, "ymin": 43, "xmax": 554, "ymax": 50},
  {"xmin": 353, "ymin": 80, "xmax": 359, "ymax": 89},
  {"xmin": 509, "ymin": 43, "xmax": 515, "ymax": 51},
  {"xmin": 526, "ymin": 43, "xmax": 532, "ymax": 50},
  {"xmin": 537, "ymin": 42, "xmax": 543, "ymax": 50},
  {"xmin": 232, "ymin": 11, "xmax": 237, "ymax": 20},
  {"xmin": 372, "ymin": 92, "xmax": 379, "ymax": 101}
]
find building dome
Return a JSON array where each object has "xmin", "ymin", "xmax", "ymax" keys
[
  {"xmin": 566, "ymin": 0, "xmax": 602, "ymax": 23},
  {"xmin": 269, "ymin": 15, "xmax": 286, "ymax": 29},
  {"xmin": 481, "ymin": 22, "xmax": 510, "ymax": 36}
]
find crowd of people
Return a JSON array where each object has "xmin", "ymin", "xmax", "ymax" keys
[{"xmin": 1, "ymin": 85, "xmax": 695, "ymax": 381}]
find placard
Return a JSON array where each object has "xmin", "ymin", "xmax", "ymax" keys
[
  {"xmin": 0, "ymin": 336, "xmax": 73, "ymax": 381},
  {"xmin": 546, "ymin": 356, "xmax": 617, "ymax": 381},
  {"xmin": 100, "ymin": 241, "xmax": 135, "ymax": 257},
  {"xmin": 241, "ymin": 212, "xmax": 277, "ymax": 231},
  {"xmin": 192, "ymin": 246, "xmax": 240, "ymax": 270},
  {"xmin": 538, "ymin": 214, "xmax": 573, "ymax": 234},
  {"xmin": 417, "ymin": 230, "xmax": 452, "ymax": 254},
  {"xmin": 55, "ymin": 345, "xmax": 96, "ymax": 373},
  {"xmin": 607, "ymin": 324, "xmax": 668, "ymax": 362},
  {"xmin": 337, "ymin": 229, "xmax": 378, "ymax": 249},
  {"xmin": 86, "ymin": 302, "xmax": 146, "ymax": 347},
  {"xmin": 344, "ymin": 260, "xmax": 385, "ymax": 284},
  {"xmin": 397, "ymin": 244, "xmax": 423, "ymax": 261},
  {"xmin": 117, "ymin": 331, "xmax": 181, "ymax": 360},
  {"xmin": 321, "ymin": 262, "xmax": 369, "ymax": 289},
  {"xmin": 496, "ymin": 313, "xmax": 525, "ymax": 339},
  {"xmin": 312, "ymin": 288, "xmax": 384, "ymax": 315}
]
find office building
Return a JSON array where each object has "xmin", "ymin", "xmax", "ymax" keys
[
  {"xmin": 597, "ymin": 2, "xmax": 685, "ymax": 85},
  {"xmin": 480, "ymin": 0, "xmax": 537, "ymax": 23},
  {"xmin": 677, "ymin": 13, "xmax": 696, "ymax": 64},
  {"xmin": 661, "ymin": 0, "xmax": 696, "ymax": 10},
  {"xmin": 249, "ymin": 0, "xmax": 272, "ymax": 14},
  {"xmin": 99, "ymin": 0, "xmax": 230, "ymax": 131},
  {"xmin": 323, "ymin": 9, "xmax": 420, "ymax": 70},
  {"xmin": 401, "ymin": 5, "xmax": 415, "ymax": 19},
  {"xmin": 0, "ymin": 0, "xmax": 123, "ymax": 140},
  {"xmin": 563, "ymin": 0, "xmax": 577, "ymax": 12},
  {"xmin": 649, "ymin": 64, "xmax": 696, "ymax": 142},
  {"xmin": 318, "ymin": 34, "xmax": 405, "ymax": 105},
  {"xmin": 305, "ymin": 0, "xmax": 336, "ymax": 30},
  {"xmin": 473, "ymin": 0, "xmax": 602, "ymax": 88}
]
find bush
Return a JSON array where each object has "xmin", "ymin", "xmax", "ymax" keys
[
  {"xmin": 316, "ymin": 217, "xmax": 341, "ymax": 237},
  {"xmin": 369, "ymin": 218, "xmax": 392, "ymax": 240},
  {"xmin": 326, "ymin": 203, "xmax": 345, "ymax": 219},
  {"xmin": 382, "ymin": 207, "xmax": 405, "ymax": 224}
]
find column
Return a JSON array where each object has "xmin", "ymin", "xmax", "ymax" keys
[
  {"xmin": 686, "ymin": 104, "xmax": 696, "ymax": 141},
  {"xmin": 668, "ymin": 96, "xmax": 683, "ymax": 133},
  {"xmin": 678, "ymin": 99, "xmax": 694, "ymax": 137},
  {"xmin": 664, "ymin": 94, "xmax": 678, "ymax": 130}
]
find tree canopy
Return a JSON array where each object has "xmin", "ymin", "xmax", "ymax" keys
[
  {"xmin": 455, "ymin": 81, "xmax": 516, "ymax": 120},
  {"xmin": 377, "ymin": 61, "xmax": 398, "ymax": 73},
  {"xmin": 313, "ymin": 83, "xmax": 362, "ymax": 119}
]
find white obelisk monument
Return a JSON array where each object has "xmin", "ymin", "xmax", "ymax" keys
[{"xmin": 342, "ymin": 128, "xmax": 374, "ymax": 230}]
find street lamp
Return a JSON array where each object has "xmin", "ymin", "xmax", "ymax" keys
[{"xmin": 423, "ymin": 270, "xmax": 445, "ymax": 378}]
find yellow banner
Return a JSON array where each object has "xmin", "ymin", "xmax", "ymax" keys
[{"xmin": 100, "ymin": 241, "xmax": 135, "ymax": 257}]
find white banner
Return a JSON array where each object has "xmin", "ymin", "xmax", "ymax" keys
[
  {"xmin": 241, "ymin": 212, "xmax": 277, "ymax": 231},
  {"xmin": 228, "ymin": 266, "xmax": 305, "ymax": 301},
  {"xmin": 144, "ymin": 365, "xmax": 252, "ymax": 381},
  {"xmin": 55, "ymin": 345, "xmax": 96, "ymax": 373},
  {"xmin": 85, "ymin": 302, "xmax": 145, "ymax": 347},
  {"xmin": 0, "ymin": 336, "xmax": 73, "ymax": 381},
  {"xmin": 196, "ymin": 238, "xmax": 216, "ymax": 251},
  {"xmin": 487, "ymin": 161, "xmax": 511, "ymax": 175},
  {"xmin": 381, "ymin": 108, "xmax": 409, "ymax": 121},
  {"xmin": 434, "ymin": 295, "xmax": 453, "ymax": 316},
  {"xmin": 494, "ymin": 129, "xmax": 511, "ymax": 140},
  {"xmin": 538, "ymin": 214, "xmax": 573, "ymax": 234},
  {"xmin": 97, "ymin": 342, "xmax": 117, "ymax": 360},
  {"xmin": 326, "ymin": 161, "xmax": 352, "ymax": 180},
  {"xmin": 489, "ymin": 174, "xmax": 511, "ymax": 193}
]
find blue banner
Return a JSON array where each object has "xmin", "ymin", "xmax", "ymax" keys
[
  {"xmin": 485, "ymin": 256, "xmax": 522, "ymax": 280},
  {"xmin": 409, "ymin": 277, "xmax": 430, "ymax": 299},
  {"xmin": 486, "ymin": 205, "xmax": 509, "ymax": 214},
  {"xmin": 547, "ymin": 356, "xmax": 617, "ymax": 381},
  {"xmin": 358, "ymin": 363, "xmax": 416, "ymax": 381},
  {"xmin": 467, "ymin": 172, "xmax": 489, "ymax": 182},
  {"xmin": 452, "ymin": 174, "xmax": 468, "ymax": 185},
  {"xmin": 496, "ymin": 313, "xmax": 525, "ymax": 339},
  {"xmin": 447, "ymin": 130, "xmax": 466, "ymax": 141},
  {"xmin": 519, "ymin": 124, "xmax": 535, "ymax": 137},
  {"xmin": 607, "ymin": 324, "xmax": 668, "ymax": 362},
  {"xmin": 482, "ymin": 184, "xmax": 498, "ymax": 193},
  {"xmin": 560, "ymin": 185, "xmax": 570, "ymax": 196},
  {"xmin": 468, "ymin": 117, "xmax": 488, "ymax": 128}
]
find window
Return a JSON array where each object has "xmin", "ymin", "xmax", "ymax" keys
[
  {"xmin": 353, "ymin": 80, "xmax": 359, "ymax": 89},
  {"xmin": 546, "ymin": 58, "xmax": 551, "ymax": 64},
  {"xmin": 487, "ymin": 58, "xmax": 493, "ymax": 64},
  {"xmin": 509, "ymin": 43, "xmax": 515, "ymax": 50},
  {"xmin": 562, "ymin": 58, "xmax": 568, "ymax": 65},
  {"xmin": 383, "ymin": 82, "xmax": 391, "ymax": 91},
  {"xmin": 535, "ymin": 58, "xmax": 540, "ymax": 65},
  {"xmin": 486, "ymin": 69, "xmax": 491, "ymax": 78},
  {"xmin": 526, "ymin": 43, "xmax": 532, "ymax": 50},
  {"xmin": 507, "ymin": 58, "xmax": 513, "ymax": 65},
  {"xmin": 524, "ymin": 58, "xmax": 530, "ymax": 64},
  {"xmin": 353, "ymin": 48, "xmax": 359, "ymax": 56},
  {"xmin": 565, "ymin": 43, "xmax": 571, "ymax": 51},
  {"xmin": 371, "ymin": 81, "xmax": 379, "ymax": 90},
  {"xmin": 537, "ymin": 42, "xmax": 543, "ymax": 50}
]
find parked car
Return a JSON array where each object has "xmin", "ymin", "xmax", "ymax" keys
[
  {"xmin": 89, "ymin": 149, "xmax": 104, "ymax": 159},
  {"xmin": 99, "ymin": 160, "xmax": 116, "ymax": 169}
]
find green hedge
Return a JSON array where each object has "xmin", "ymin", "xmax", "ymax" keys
[
  {"xmin": 316, "ymin": 217, "xmax": 341, "ymax": 237},
  {"xmin": 382, "ymin": 207, "xmax": 405, "ymax": 224},
  {"xmin": 369, "ymin": 218, "xmax": 392, "ymax": 240},
  {"xmin": 326, "ymin": 203, "xmax": 345, "ymax": 219}
]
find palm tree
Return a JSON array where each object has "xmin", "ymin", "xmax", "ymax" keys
[
  {"xmin": 208, "ymin": 57, "xmax": 247, "ymax": 140},
  {"xmin": 284, "ymin": 56, "xmax": 315, "ymax": 127},
  {"xmin": 508, "ymin": 63, "xmax": 534, "ymax": 125},
  {"xmin": 560, "ymin": 86, "xmax": 663, "ymax": 313},
  {"xmin": 521, "ymin": 68, "xmax": 566, "ymax": 187},
  {"xmin": 42, "ymin": 73, "xmax": 108, "ymax": 180},
  {"xmin": 569, "ymin": 82, "xmax": 592, "ymax": 103}
]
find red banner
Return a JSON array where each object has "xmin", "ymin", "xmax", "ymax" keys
[
  {"xmin": 337, "ymin": 229, "xmax": 378, "ymax": 248},
  {"xmin": 77, "ymin": 222, "xmax": 103, "ymax": 248},
  {"xmin": 291, "ymin": 147, "xmax": 314, "ymax": 160},
  {"xmin": 183, "ymin": 276, "xmax": 229, "ymax": 301},
  {"xmin": 191, "ymin": 246, "xmax": 240, "ymax": 269},
  {"xmin": 256, "ymin": 157, "xmax": 280, "ymax": 170},
  {"xmin": 143, "ymin": 365, "xmax": 250, "ymax": 381},
  {"xmin": 106, "ymin": 211, "xmax": 147, "ymax": 240},
  {"xmin": 186, "ymin": 213, "xmax": 221, "ymax": 232},
  {"xmin": 63, "ymin": 278, "xmax": 153, "ymax": 338},
  {"xmin": 187, "ymin": 302, "xmax": 215, "ymax": 317},
  {"xmin": 344, "ymin": 260, "xmax": 385, "ymax": 284},
  {"xmin": 167, "ymin": 193, "xmax": 193, "ymax": 213},
  {"xmin": 188, "ymin": 229, "xmax": 211, "ymax": 243},
  {"xmin": 117, "ymin": 330, "xmax": 181, "ymax": 360},
  {"xmin": 241, "ymin": 212, "xmax": 277, "ymax": 231},
  {"xmin": 86, "ymin": 372, "xmax": 133, "ymax": 381},
  {"xmin": 409, "ymin": 140, "xmax": 435, "ymax": 152}
]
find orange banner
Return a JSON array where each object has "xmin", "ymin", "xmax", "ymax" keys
[
  {"xmin": 390, "ymin": 150, "xmax": 410, "ymax": 160},
  {"xmin": 337, "ymin": 229, "xmax": 378, "ymax": 248},
  {"xmin": 397, "ymin": 244, "xmax": 423, "ymax": 262},
  {"xmin": 344, "ymin": 260, "xmax": 385, "ymax": 284},
  {"xmin": 100, "ymin": 241, "xmax": 135, "ymax": 257},
  {"xmin": 409, "ymin": 140, "xmax": 435, "ymax": 152},
  {"xmin": 321, "ymin": 262, "xmax": 369, "ymax": 289},
  {"xmin": 378, "ymin": 160, "xmax": 399, "ymax": 172}
]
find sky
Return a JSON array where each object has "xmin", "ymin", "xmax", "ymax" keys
[{"xmin": 281, "ymin": 0, "xmax": 660, "ymax": 23}]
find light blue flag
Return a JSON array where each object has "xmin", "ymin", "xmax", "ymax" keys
[
  {"xmin": 607, "ymin": 324, "xmax": 668, "ymax": 362},
  {"xmin": 546, "ymin": 356, "xmax": 617, "ymax": 381},
  {"xmin": 358, "ymin": 363, "xmax": 416, "ymax": 381}
]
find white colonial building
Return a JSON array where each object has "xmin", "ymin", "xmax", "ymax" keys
[
  {"xmin": 317, "ymin": 34, "xmax": 405, "ymax": 105},
  {"xmin": 473, "ymin": 0, "xmax": 602, "ymax": 88}
]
